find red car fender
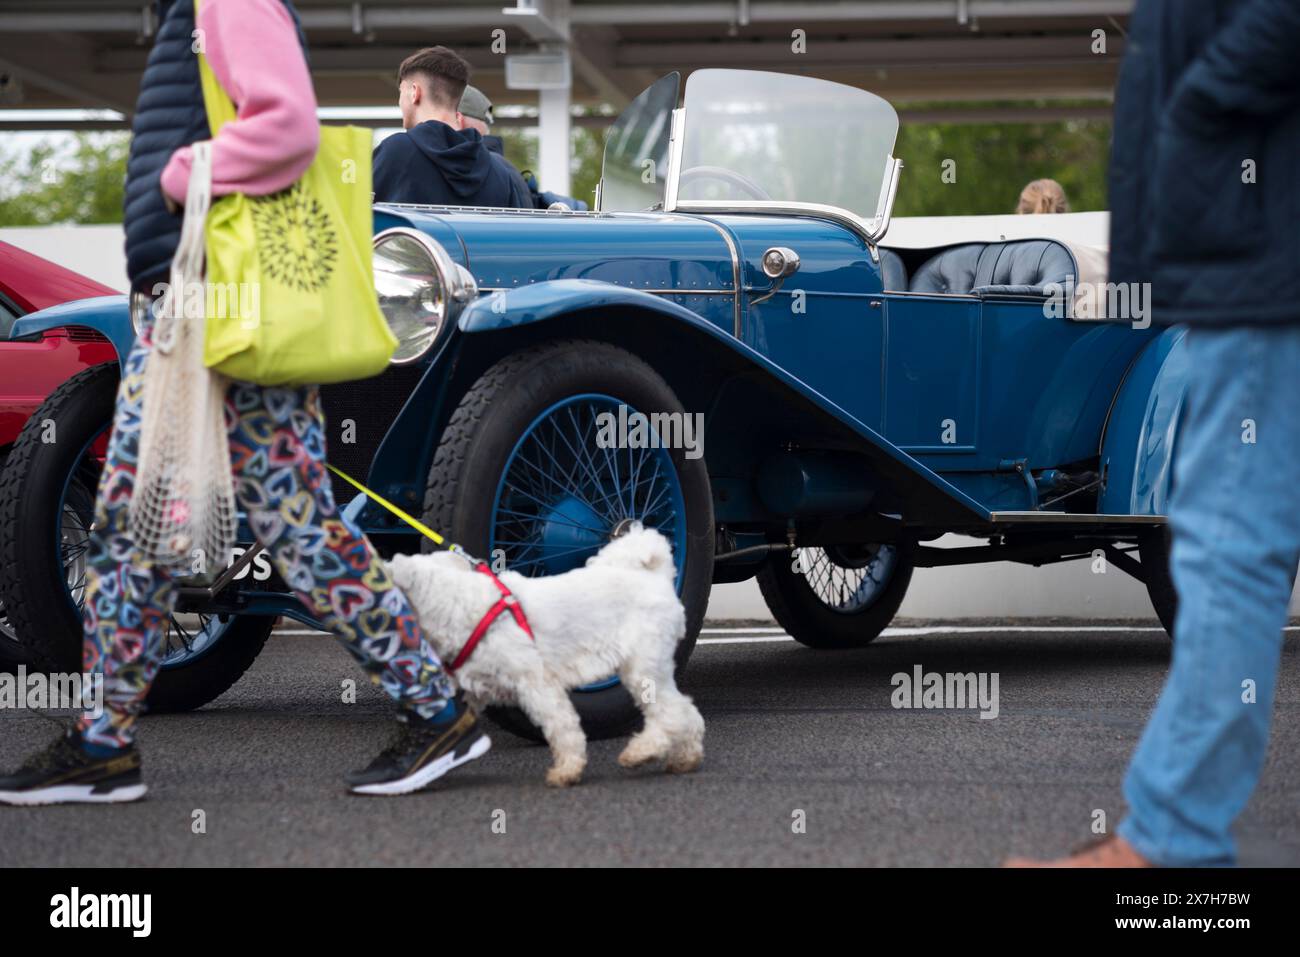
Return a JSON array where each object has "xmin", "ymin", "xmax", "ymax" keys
[
  {"xmin": 0, "ymin": 330, "xmax": 118, "ymax": 448},
  {"xmin": 0, "ymin": 240, "xmax": 122, "ymax": 449}
]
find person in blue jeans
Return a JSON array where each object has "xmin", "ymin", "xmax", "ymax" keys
[
  {"xmin": 1119, "ymin": 327, "xmax": 1300, "ymax": 865},
  {"xmin": 1010, "ymin": 0, "xmax": 1300, "ymax": 866}
]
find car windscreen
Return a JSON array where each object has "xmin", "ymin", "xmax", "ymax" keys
[
  {"xmin": 677, "ymin": 69, "xmax": 898, "ymax": 222},
  {"xmin": 598, "ymin": 72, "xmax": 680, "ymax": 212}
]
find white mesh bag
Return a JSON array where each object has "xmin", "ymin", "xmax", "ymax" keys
[{"xmin": 129, "ymin": 140, "xmax": 237, "ymax": 572}]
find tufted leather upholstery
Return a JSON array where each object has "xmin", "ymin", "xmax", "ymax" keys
[
  {"xmin": 907, "ymin": 243, "xmax": 982, "ymax": 295},
  {"xmin": 907, "ymin": 240, "xmax": 1076, "ymax": 297},
  {"xmin": 877, "ymin": 248, "xmax": 908, "ymax": 291}
]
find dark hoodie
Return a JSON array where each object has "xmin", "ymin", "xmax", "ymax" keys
[
  {"xmin": 372, "ymin": 121, "xmax": 531, "ymax": 208},
  {"xmin": 481, "ymin": 134, "xmax": 536, "ymax": 206}
]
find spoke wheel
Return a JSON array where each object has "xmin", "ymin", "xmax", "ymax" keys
[
  {"xmin": 422, "ymin": 340, "xmax": 714, "ymax": 740},
  {"xmin": 758, "ymin": 541, "xmax": 913, "ymax": 649},
  {"xmin": 796, "ymin": 544, "xmax": 900, "ymax": 614},
  {"xmin": 492, "ymin": 394, "xmax": 687, "ymax": 693},
  {"xmin": 0, "ymin": 361, "xmax": 272, "ymax": 708}
]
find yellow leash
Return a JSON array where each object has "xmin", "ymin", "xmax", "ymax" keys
[
  {"xmin": 326, "ymin": 463, "xmax": 525, "ymax": 663},
  {"xmin": 326, "ymin": 463, "xmax": 454, "ymax": 549}
]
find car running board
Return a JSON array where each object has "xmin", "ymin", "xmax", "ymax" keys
[{"xmin": 987, "ymin": 511, "xmax": 1166, "ymax": 525}]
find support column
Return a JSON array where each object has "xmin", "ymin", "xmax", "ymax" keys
[
  {"xmin": 537, "ymin": 84, "xmax": 571, "ymax": 197},
  {"xmin": 503, "ymin": 1, "xmax": 573, "ymax": 197}
]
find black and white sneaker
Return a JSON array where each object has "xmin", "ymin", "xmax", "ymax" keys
[
  {"xmin": 0, "ymin": 730, "xmax": 146, "ymax": 805},
  {"xmin": 347, "ymin": 706, "xmax": 491, "ymax": 796}
]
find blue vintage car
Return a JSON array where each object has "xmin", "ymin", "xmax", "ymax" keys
[{"xmin": 0, "ymin": 70, "xmax": 1186, "ymax": 738}]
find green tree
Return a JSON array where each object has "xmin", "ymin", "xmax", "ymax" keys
[
  {"xmin": 0, "ymin": 132, "xmax": 129, "ymax": 226},
  {"xmin": 499, "ymin": 105, "xmax": 1111, "ymax": 216},
  {"xmin": 568, "ymin": 125, "xmax": 602, "ymax": 209},
  {"xmin": 892, "ymin": 111, "xmax": 1111, "ymax": 216},
  {"xmin": 493, "ymin": 122, "xmax": 602, "ymax": 208},
  {"xmin": 0, "ymin": 107, "xmax": 1111, "ymax": 225},
  {"xmin": 494, "ymin": 125, "xmax": 538, "ymax": 182}
]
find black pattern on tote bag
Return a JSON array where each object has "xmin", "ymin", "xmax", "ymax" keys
[{"xmin": 250, "ymin": 181, "xmax": 339, "ymax": 293}]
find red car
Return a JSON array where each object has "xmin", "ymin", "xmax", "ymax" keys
[{"xmin": 0, "ymin": 241, "xmax": 119, "ymax": 662}]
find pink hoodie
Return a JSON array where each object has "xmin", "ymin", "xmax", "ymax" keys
[{"xmin": 159, "ymin": 0, "xmax": 320, "ymax": 203}]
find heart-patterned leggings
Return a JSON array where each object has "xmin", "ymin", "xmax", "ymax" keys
[{"xmin": 77, "ymin": 325, "xmax": 456, "ymax": 749}]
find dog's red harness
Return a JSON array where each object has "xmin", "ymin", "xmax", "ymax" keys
[{"xmin": 447, "ymin": 563, "xmax": 534, "ymax": 673}]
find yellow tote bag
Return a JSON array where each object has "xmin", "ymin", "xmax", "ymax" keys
[{"xmin": 195, "ymin": 4, "xmax": 395, "ymax": 385}]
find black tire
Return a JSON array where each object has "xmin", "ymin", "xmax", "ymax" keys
[
  {"xmin": 0, "ymin": 448, "xmax": 32, "ymax": 671},
  {"xmin": 0, "ymin": 362, "xmax": 118, "ymax": 670},
  {"xmin": 757, "ymin": 544, "xmax": 913, "ymax": 649},
  {"xmin": 422, "ymin": 340, "xmax": 714, "ymax": 742},
  {"xmin": 0, "ymin": 361, "xmax": 271, "ymax": 709},
  {"xmin": 1140, "ymin": 526, "xmax": 1178, "ymax": 637}
]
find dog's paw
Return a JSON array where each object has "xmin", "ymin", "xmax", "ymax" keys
[
  {"xmin": 545, "ymin": 763, "xmax": 585, "ymax": 788},
  {"xmin": 665, "ymin": 750, "xmax": 703, "ymax": 774},
  {"xmin": 617, "ymin": 744, "xmax": 660, "ymax": 769}
]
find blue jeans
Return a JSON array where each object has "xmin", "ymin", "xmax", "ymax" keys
[{"xmin": 1118, "ymin": 324, "xmax": 1300, "ymax": 866}]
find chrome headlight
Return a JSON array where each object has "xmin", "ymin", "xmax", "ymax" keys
[
  {"xmin": 129, "ymin": 291, "xmax": 156, "ymax": 336},
  {"xmin": 373, "ymin": 228, "xmax": 476, "ymax": 364}
]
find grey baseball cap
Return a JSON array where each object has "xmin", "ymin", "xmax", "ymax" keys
[{"xmin": 459, "ymin": 85, "xmax": 494, "ymax": 124}]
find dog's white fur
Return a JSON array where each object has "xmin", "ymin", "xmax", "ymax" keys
[{"xmin": 388, "ymin": 526, "xmax": 705, "ymax": 787}]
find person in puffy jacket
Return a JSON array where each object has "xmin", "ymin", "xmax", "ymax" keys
[{"xmin": 1010, "ymin": 0, "xmax": 1300, "ymax": 868}]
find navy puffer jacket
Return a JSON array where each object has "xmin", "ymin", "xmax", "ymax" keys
[
  {"xmin": 122, "ymin": 0, "xmax": 305, "ymax": 294},
  {"xmin": 1109, "ymin": 0, "xmax": 1300, "ymax": 326}
]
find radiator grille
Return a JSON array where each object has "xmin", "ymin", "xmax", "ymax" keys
[{"xmin": 319, "ymin": 364, "xmax": 427, "ymax": 481}]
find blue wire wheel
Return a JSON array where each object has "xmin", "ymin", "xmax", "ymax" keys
[{"xmin": 489, "ymin": 393, "xmax": 687, "ymax": 692}]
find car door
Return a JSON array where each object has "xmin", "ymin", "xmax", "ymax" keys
[
  {"xmin": 718, "ymin": 215, "xmax": 886, "ymax": 432},
  {"xmin": 880, "ymin": 292, "xmax": 982, "ymax": 455}
]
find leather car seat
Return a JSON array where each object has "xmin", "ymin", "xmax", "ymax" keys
[
  {"xmin": 877, "ymin": 248, "xmax": 908, "ymax": 291},
  {"xmin": 908, "ymin": 240, "xmax": 1076, "ymax": 297}
]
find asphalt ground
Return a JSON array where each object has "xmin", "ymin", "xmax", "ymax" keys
[{"xmin": 1, "ymin": 620, "xmax": 1297, "ymax": 867}]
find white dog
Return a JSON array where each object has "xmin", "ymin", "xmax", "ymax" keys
[{"xmin": 387, "ymin": 525, "xmax": 705, "ymax": 787}]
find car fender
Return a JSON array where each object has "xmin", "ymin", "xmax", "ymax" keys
[
  {"xmin": 10, "ymin": 295, "xmax": 133, "ymax": 367},
  {"xmin": 451, "ymin": 278, "xmax": 990, "ymax": 525},
  {"xmin": 1098, "ymin": 325, "xmax": 1189, "ymax": 517}
]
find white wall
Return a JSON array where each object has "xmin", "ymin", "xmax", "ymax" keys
[
  {"xmin": 8, "ymin": 222, "xmax": 1294, "ymax": 622},
  {"xmin": 707, "ymin": 534, "xmax": 1161, "ymax": 621},
  {"xmin": 0, "ymin": 224, "xmax": 128, "ymax": 292}
]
